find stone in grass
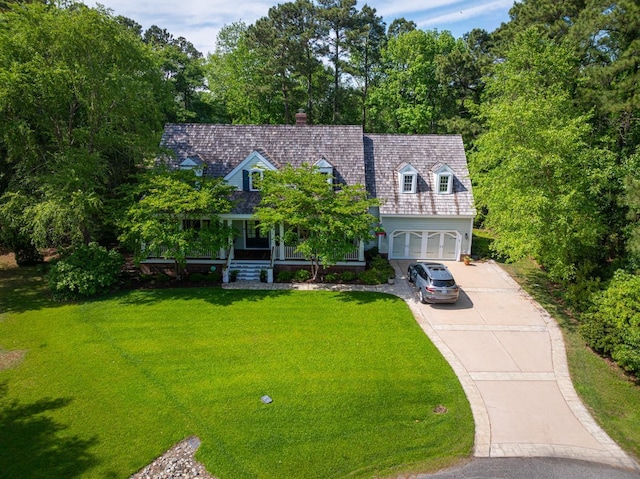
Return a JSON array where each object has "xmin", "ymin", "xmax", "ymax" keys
[{"xmin": 261, "ymin": 395, "xmax": 273, "ymax": 404}]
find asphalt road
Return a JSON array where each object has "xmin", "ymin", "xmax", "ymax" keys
[{"xmin": 418, "ymin": 457, "xmax": 640, "ymax": 479}]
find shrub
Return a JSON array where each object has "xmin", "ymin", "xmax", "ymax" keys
[
  {"xmin": 189, "ymin": 272, "xmax": 209, "ymax": 283},
  {"xmin": 361, "ymin": 255, "xmax": 395, "ymax": 284},
  {"xmin": 580, "ymin": 270, "xmax": 640, "ymax": 375},
  {"xmin": 48, "ymin": 243, "xmax": 123, "ymax": 300},
  {"xmin": 155, "ymin": 274, "xmax": 172, "ymax": 283},
  {"xmin": 324, "ymin": 273, "xmax": 340, "ymax": 283},
  {"xmin": 340, "ymin": 271, "xmax": 356, "ymax": 282},
  {"xmin": 359, "ymin": 270, "xmax": 382, "ymax": 285},
  {"xmin": 276, "ymin": 270, "xmax": 294, "ymax": 282},
  {"xmin": 294, "ymin": 269, "xmax": 311, "ymax": 282}
]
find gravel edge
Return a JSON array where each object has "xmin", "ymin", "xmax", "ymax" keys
[{"xmin": 129, "ymin": 437, "xmax": 218, "ymax": 479}]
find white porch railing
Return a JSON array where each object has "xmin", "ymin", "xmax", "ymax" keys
[
  {"xmin": 145, "ymin": 245, "xmax": 218, "ymax": 259},
  {"xmin": 283, "ymin": 246, "xmax": 359, "ymax": 261}
]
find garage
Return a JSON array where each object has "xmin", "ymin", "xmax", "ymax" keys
[{"xmin": 389, "ymin": 230, "xmax": 460, "ymax": 260}]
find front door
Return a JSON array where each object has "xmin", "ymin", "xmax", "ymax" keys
[{"xmin": 245, "ymin": 220, "xmax": 269, "ymax": 249}]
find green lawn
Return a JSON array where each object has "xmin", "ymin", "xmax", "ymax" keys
[{"xmin": 0, "ymin": 268, "xmax": 473, "ymax": 478}]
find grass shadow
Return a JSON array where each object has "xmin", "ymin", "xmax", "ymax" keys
[
  {"xmin": 332, "ymin": 290, "xmax": 400, "ymax": 305},
  {"xmin": 109, "ymin": 286, "xmax": 401, "ymax": 309},
  {"xmin": 109, "ymin": 286, "xmax": 296, "ymax": 308},
  {"xmin": 0, "ymin": 382, "xmax": 100, "ymax": 478},
  {"xmin": 0, "ymin": 266, "xmax": 55, "ymax": 315}
]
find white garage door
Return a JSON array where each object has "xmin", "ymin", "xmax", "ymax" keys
[{"xmin": 390, "ymin": 231, "xmax": 459, "ymax": 260}]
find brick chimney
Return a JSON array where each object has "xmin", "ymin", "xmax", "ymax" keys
[{"xmin": 295, "ymin": 109, "xmax": 307, "ymax": 126}]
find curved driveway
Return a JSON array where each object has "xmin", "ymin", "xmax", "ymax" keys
[{"xmin": 392, "ymin": 260, "xmax": 639, "ymax": 472}]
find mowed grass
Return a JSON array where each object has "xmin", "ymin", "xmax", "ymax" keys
[{"xmin": 0, "ymin": 273, "xmax": 473, "ymax": 478}]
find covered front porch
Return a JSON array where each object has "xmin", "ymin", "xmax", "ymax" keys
[
  {"xmin": 140, "ymin": 217, "xmax": 366, "ymax": 281},
  {"xmin": 223, "ymin": 217, "xmax": 365, "ymax": 264}
]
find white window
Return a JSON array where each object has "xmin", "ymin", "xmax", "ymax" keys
[
  {"xmin": 437, "ymin": 173, "xmax": 453, "ymax": 194},
  {"xmin": 432, "ymin": 164, "xmax": 454, "ymax": 195},
  {"xmin": 402, "ymin": 173, "xmax": 417, "ymax": 193},
  {"xmin": 398, "ymin": 163, "xmax": 419, "ymax": 194},
  {"xmin": 249, "ymin": 168, "xmax": 263, "ymax": 191}
]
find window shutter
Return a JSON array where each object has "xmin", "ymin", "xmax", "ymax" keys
[{"xmin": 242, "ymin": 170, "xmax": 249, "ymax": 191}]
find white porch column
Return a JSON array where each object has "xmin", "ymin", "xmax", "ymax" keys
[
  {"xmin": 227, "ymin": 219, "xmax": 235, "ymax": 260},
  {"xmin": 279, "ymin": 223, "xmax": 285, "ymax": 260},
  {"xmin": 358, "ymin": 239, "xmax": 365, "ymax": 262},
  {"xmin": 219, "ymin": 219, "xmax": 227, "ymax": 259},
  {"xmin": 270, "ymin": 227, "xmax": 277, "ymax": 254}
]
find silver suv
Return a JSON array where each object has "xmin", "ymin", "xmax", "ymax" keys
[{"xmin": 407, "ymin": 262, "xmax": 459, "ymax": 304}]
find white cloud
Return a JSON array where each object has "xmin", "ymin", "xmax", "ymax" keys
[
  {"xmin": 370, "ymin": 0, "xmax": 462, "ymax": 18},
  {"xmin": 91, "ymin": 0, "xmax": 513, "ymax": 55},
  {"xmin": 415, "ymin": 0, "xmax": 513, "ymax": 28}
]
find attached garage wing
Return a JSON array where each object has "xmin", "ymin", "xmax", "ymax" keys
[{"xmin": 389, "ymin": 230, "xmax": 460, "ymax": 260}]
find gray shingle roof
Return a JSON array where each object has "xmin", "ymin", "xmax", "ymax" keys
[
  {"xmin": 364, "ymin": 134, "xmax": 476, "ymax": 216},
  {"xmin": 159, "ymin": 124, "xmax": 475, "ymax": 218},
  {"xmin": 160, "ymin": 123, "xmax": 366, "ymax": 186}
]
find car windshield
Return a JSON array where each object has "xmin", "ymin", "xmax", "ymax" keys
[{"xmin": 433, "ymin": 279, "xmax": 456, "ymax": 287}]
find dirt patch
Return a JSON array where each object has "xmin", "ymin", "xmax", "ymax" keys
[
  {"xmin": 0, "ymin": 350, "xmax": 26, "ymax": 371},
  {"xmin": 433, "ymin": 404, "xmax": 449, "ymax": 414},
  {"xmin": 0, "ymin": 253, "xmax": 18, "ymax": 270}
]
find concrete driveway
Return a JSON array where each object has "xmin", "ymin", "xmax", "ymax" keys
[{"xmin": 391, "ymin": 260, "xmax": 639, "ymax": 471}]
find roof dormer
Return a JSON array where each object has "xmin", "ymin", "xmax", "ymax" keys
[
  {"xmin": 179, "ymin": 155, "xmax": 204, "ymax": 177},
  {"xmin": 314, "ymin": 157, "xmax": 334, "ymax": 184},
  {"xmin": 224, "ymin": 150, "xmax": 278, "ymax": 191},
  {"xmin": 432, "ymin": 163, "xmax": 454, "ymax": 195},
  {"xmin": 398, "ymin": 163, "xmax": 418, "ymax": 194}
]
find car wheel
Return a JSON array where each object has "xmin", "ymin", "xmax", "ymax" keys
[{"xmin": 419, "ymin": 289, "xmax": 427, "ymax": 304}]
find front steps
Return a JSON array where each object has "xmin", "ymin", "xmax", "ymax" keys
[{"xmin": 228, "ymin": 260, "xmax": 271, "ymax": 282}]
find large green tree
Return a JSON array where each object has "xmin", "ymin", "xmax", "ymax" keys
[
  {"xmin": 204, "ymin": 22, "xmax": 277, "ymax": 124},
  {"xmin": 571, "ymin": 0, "xmax": 640, "ymax": 153},
  {"xmin": 471, "ymin": 29, "xmax": 616, "ymax": 280},
  {"xmin": 0, "ymin": 3, "xmax": 168, "ymax": 254},
  {"xmin": 118, "ymin": 170, "xmax": 236, "ymax": 279},
  {"xmin": 348, "ymin": 4, "xmax": 386, "ymax": 129},
  {"xmin": 246, "ymin": 0, "xmax": 325, "ymax": 124},
  {"xmin": 367, "ymin": 29, "xmax": 457, "ymax": 134},
  {"xmin": 143, "ymin": 26, "xmax": 215, "ymax": 122},
  {"xmin": 254, "ymin": 164, "xmax": 378, "ymax": 280},
  {"xmin": 317, "ymin": 0, "xmax": 360, "ymax": 124}
]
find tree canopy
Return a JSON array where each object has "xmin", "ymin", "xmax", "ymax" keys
[
  {"xmin": 254, "ymin": 164, "xmax": 379, "ymax": 280},
  {"xmin": 118, "ymin": 170, "xmax": 236, "ymax": 278},
  {"xmin": 0, "ymin": 3, "xmax": 168, "ymax": 257}
]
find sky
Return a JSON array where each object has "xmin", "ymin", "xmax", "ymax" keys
[{"xmin": 91, "ymin": 0, "xmax": 516, "ymax": 56}]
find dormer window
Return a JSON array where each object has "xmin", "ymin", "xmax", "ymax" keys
[
  {"xmin": 438, "ymin": 174, "xmax": 451, "ymax": 193},
  {"xmin": 179, "ymin": 156, "xmax": 204, "ymax": 177},
  {"xmin": 402, "ymin": 173, "xmax": 416, "ymax": 193},
  {"xmin": 249, "ymin": 168, "xmax": 263, "ymax": 191},
  {"xmin": 230, "ymin": 150, "xmax": 278, "ymax": 192},
  {"xmin": 432, "ymin": 163, "xmax": 454, "ymax": 195},
  {"xmin": 398, "ymin": 163, "xmax": 418, "ymax": 194},
  {"xmin": 314, "ymin": 157, "xmax": 334, "ymax": 184}
]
